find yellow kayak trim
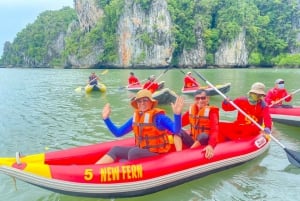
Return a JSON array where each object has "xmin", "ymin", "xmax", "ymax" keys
[
  {"xmin": 0, "ymin": 153, "xmax": 52, "ymax": 178},
  {"xmin": 85, "ymin": 83, "xmax": 107, "ymax": 93}
]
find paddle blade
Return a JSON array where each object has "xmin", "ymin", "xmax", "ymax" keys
[
  {"xmin": 75, "ymin": 87, "xmax": 82, "ymax": 93},
  {"xmin": 101, "ymin": 69, "xmax": 109, "ymax": 75},
  {"xmin": 285, "ymin": 148, "xmax": 300, "ymax": 168}
]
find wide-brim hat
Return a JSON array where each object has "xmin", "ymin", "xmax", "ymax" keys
[
  {"xmin": 248, "ymin": 82, "xmax": 266, "ymax": 95},
  {"xmin": 131, "ymin": 89, "xmax": 158, "ymax": 109}
]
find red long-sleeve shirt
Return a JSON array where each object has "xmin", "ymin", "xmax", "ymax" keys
[
  {"xmin": 265, "ymin": 87, "xmax": 292, "ymax": 106},
  {"xmin": 184, "ymin": 76, "xmax": 199, "ymax": 88},
  {"xmin": 181, "ymin": 107, "xmax": 219, "ymax": 147},
  {"xmin": 143, "ymin": 81, "xmax": 159, "ymax": 93},
  {"xmin": 128, "ymin": 75, "xmax": 140, "ymax": 85},
  {"xmin": 222, "ymin": 96, "xmax": 272, "ymax": 129}
]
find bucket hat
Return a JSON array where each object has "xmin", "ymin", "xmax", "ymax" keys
[
  {"xmin": 248, "ymin": 82, "xmax": 266, "ymax": 95},
  {"xmin": 131, "ymin": 89, "xmax": 158, "ymax": 109}
]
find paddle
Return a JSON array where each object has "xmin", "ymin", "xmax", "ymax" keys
[
  {"xmin": 178, "ymin": 68, "xmax": 200, "ymax": 87},
  {"xmin": 75, "ymin": 70, "xmax": 108, "ymax": 92},
  {"xmin": 178, "ymin": 68, "xmax": 186, "ymax": 75},
  {"xmin": 269, "ymin": 88, "xmax": 300, "ymax": 107},
  {"xmin": 192, "ymin": 69, "xmax": 300, "ymax": 168}
]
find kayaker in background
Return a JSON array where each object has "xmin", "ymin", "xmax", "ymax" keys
[
  {"xmin": 128, "ymin": 72, "xmax": 140, "ymax": 86},
  {"xmin": 177, "ymin": 89, "xmax": 219, "ymax": 159},
  {"xmin": 143, "ymin": 75, "xmax": 159, "ymax": 93},
  {"xmin": 88, "ymin": 72, "xmax": 99, "ymax": 85},
  {"xmin": 265, "ymin": 78, "xmax": 293, "ymax": 108},
  {"xmin": 184, "ymin": 72, "xmax": 200, "ymax": 88},
  {"xmin": 220, "ymin": 82, "xmax": 272, "ymax": 141},
  {"xmin": 96, "ymin": 89, "xmax": 184, "ymax": 164}
]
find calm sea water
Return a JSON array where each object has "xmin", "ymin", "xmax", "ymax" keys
[{"xmin": 0, "ymin": 68, "xmax": 300, "ymax": 201}]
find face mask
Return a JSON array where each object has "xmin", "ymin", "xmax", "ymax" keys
[
  {"xmin": 278, "ymin": 84, "xmax": 284, "ymax": 89},
  {"xmin": 248, "ymin": 94, "xmax": 258, "ymax": 105}
]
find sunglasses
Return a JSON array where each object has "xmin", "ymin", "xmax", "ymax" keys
[
  {"xmin": 137, "ymin": 98, "xmax": 150, "ymax": 104},
  {"xmin": 195, "ymin": 96, "xmax": 207, "ymax": 100},
  {"xmin": 278, "ymin": 81, "xmax": 284, "ymax": 84}
]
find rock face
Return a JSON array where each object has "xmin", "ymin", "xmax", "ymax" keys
[
  {"xmin": 178, "ymin": 21, "xmax": 207, "ymax": 67},
  {"xmin": 215, "ymin": 30, "xmax": 248, "ymax": 67},
  {"xmin": 67, "ymin": 0, "xmax": 249, "ymax": 68},
  {"xmin": 3, "ymin": 0, "xmax": 300, "ymax": 68},
  {"xmin": 116, "ymin": 0, "xmax": 173, "ymax": 68},
  {"xmin": 74, "ymin": 0, "xmax": 103, "ymax": 32},
  {"xmin": 64, "ymin": 0, "xmax": 104, "ymax": 68}
]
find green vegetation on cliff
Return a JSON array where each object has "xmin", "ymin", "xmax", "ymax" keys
[
  {"xmin": 63, "ymin": 0, "xmax": 125, "ymax": 65},
  {"xmin": 166, "ymin": 0, "xmax": 300, "ymax": 66},
  {"xmin": 1, "ymin": 7, "xmax": 76, "ymax": 67}
]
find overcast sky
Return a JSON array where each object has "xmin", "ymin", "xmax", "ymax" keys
[{"xmin": 0, "ymin": 0, "xmax": 74, "ymax": 56}]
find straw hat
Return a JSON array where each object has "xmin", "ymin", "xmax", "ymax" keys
[
  {"xmin": 248, "ymin": 82, "xmax": 266, "ymax": 95},
  {"xmin": 131, "ymin": 89, "xmax": 158, "ymax": 109}
]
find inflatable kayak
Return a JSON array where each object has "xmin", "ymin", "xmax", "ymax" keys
[
  {"xmin": 153, "ymin": 88, "xmax": 178, "ymax": 105},
  {"xmin": 181, "ymin": 83, "xmax": 231, "ymax": 96},
  {"xmin": 85, "ymin": 83, "xmax": 106, "ymax": 93},
  {"xmin": 126, "ymin": 84, "xmax": 142, "ymax": 92},
  {"xmin": 269, "ymin": 106, "xmax": 300, "ymax": 127},
  {"xmin": 0, "ymin": 130, "xmax": 269, "ymax": 198},
  {"xmin": 127, "ymin": 81, "xmax": 165, "ymax": 93}
]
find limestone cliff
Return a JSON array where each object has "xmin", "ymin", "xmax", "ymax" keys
[
  {"xmin": 67, "ymin": 0, "xmax": 247, "ymax": 68},
  {"xmin": 116, "ymin": 0, "xmax": 173, "ymax": 68},
  {"xmin": 215, "ymin": 30, "xmax": 248, "ymax": 67},
  {"xmin": 2, "ymin": 0, "xmax": 300, "ymax": 68}
]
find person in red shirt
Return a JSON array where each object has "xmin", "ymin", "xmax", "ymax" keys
[
  {"xmin": 265, "ymin": 78, "xmax": 293, "ymax": 108},
  {"xmin": 184, "ymin": 72, "xmax": 200, "ymax": 88},
  {"xmin": 220, "ymin": 82, "xmax": 272, "ymax": 141},
  {"xmin": 128, "ymin": 72, "xmax": 140, "ymax": 86},
  {"xmin": 177, "ymin": 89, "xmax": 219, "ymax": 159},
  {"xmin": 143, "ymin": 75, "xmax": 159, "ymax": 93}
]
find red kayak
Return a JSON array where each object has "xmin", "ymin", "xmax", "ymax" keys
[
  {"xmin": 126, "ymin": 81, "xmax": 165, "ymax": 92},
  {"xmin": 126, "ymin": 84, "xmax": 143, "ymax": 92},
  {"xmin": 0, "ymin": 125, "xmax": 270, "ymax": 198},
  {"xmin": 269, "ymin": 106, "xmax": 300, "ymax": 127}
]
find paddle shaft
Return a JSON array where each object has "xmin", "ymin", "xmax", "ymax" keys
[
  {"xmin": 88, "ymin": 77, "xmax": 98, "ymax": 84},
  {"xmin": 192, "ymin": 69, "xmax": 287, "ymax": 149},
  {"xmin": 269, "ymin": 88, "xmax": 300, "ymax": 107},
  {"xmin": 178, "ymin": 69, "xmax": 200, "ymax": 86},
  {"xmin": 144, "ymin": 68, "xmax": 170, "ymax": 90},
  {"xmin": 89, "ymin": 70, "xmax": 108, "ymax": 84}
]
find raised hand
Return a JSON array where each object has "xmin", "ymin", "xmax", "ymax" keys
[
  {"xmin": 171, "ymin": 96, "xmax": 184, "ymax": 115},
  {"xmin": 102, "ymin": 103, "xmax": 111, "ymax": 120}
]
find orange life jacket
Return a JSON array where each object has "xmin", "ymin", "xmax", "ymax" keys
[
  {"xmin": 132, "ymin": 108, "xmax": 171, "ymax": 153},
  {"xmin": 188, "ymin": 104, "xmax": 216, "ymax": 140}
]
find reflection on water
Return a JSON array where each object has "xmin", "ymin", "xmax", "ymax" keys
[{"xmin": 0, "ymin": 68, "xmax": 300, "ymax": 201}]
